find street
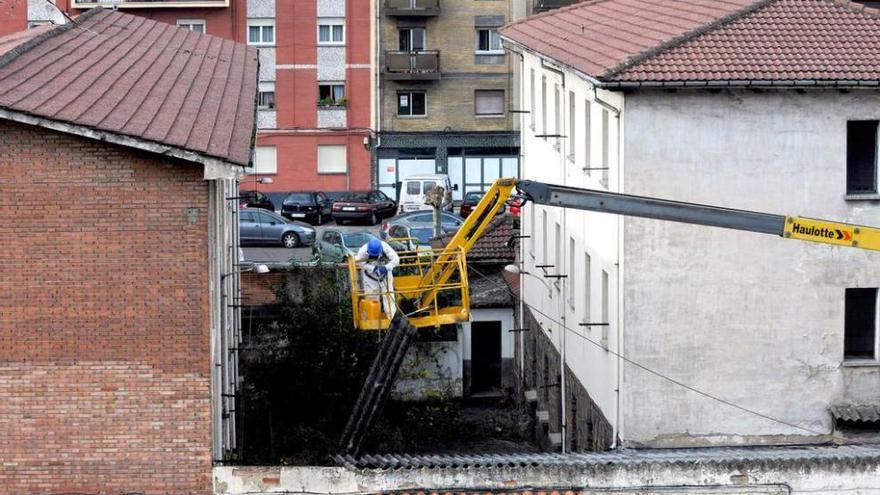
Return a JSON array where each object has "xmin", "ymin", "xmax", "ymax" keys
[{"xmin": 242, "ymin": 219, "xmax": 384, "ymax": 264}]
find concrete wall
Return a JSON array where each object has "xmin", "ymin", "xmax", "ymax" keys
[
  {"xmin": 517, "ymin": 50, "xmax": 624, "ymax": 448},
  {"xmin": 621, "ymin": 89, "xmax": 880, "ymax": 447}
]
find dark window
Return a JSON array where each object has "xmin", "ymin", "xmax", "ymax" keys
[
  {"xmin": 322, "ymin": 232, "xmax": 334, "ymax": 242},
  {"xmin": 406, "ymin": 182, "xmax": 420, "ymax": 194},
  {"xmin": 398, "ymin": 27, "xmax": 425, "ymax": 51},
  {"xmin": 848, "ymin": 121, "xmax": 879, "ymax": 194},
  {"xmin": 377, "ymin": 191, "xmax": 390, "ymax": 200},
  {"xmin": 845, "ymin": 288, "xmax": 877, "ymax": 359},
  {"xmin": 398, "ymin": 92, "xmax": 426, "ymax": 116},
  {"xmin": 318, "ymin": 84, "xmax": 345, "ymax": 105},
  {"xmin": 239, "ymin": 211, "xmax": 255, "ymax": 222}
]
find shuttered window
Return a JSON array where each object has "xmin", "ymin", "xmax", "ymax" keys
[
  {"xmin": 475, "ymin": 90, "xmax": 504, "ymax": 116},
  {"xmin": 317, "ymin": 145, "xmax": 347, "ymax": 174}
]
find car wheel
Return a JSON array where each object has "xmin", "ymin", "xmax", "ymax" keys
[
  {"xmin": 370, "ymin": 211, "xmax": 378, "ymax": 225},
  {"xmin": 282, "ymin": 232, "xmax": 300, "ymax": 248}
]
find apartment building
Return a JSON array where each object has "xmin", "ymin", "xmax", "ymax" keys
[
  {"xmin": 502, "ymin": 0, "xmax": 880, "ymax": 452},
  {"xmin": 374, "ymin": 0, "xmax": 527, "ymax": 203},
  {"xmin": 32, "ymin": 0, "xmax": 373, "ymax": 197}
]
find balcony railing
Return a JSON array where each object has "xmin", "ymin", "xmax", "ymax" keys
[
  {"xmin": 384, "ymin": 50, "xmax": 441, "ymax": 81},
  {"xmin": 383, "ymin": 0, "xmax": 440, "ymax": 16},
  {"xmin": 71, "ymin": 0, "xmax": 228, "ymax": 8}
]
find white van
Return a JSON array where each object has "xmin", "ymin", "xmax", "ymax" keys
[{"xmin": 398, "ymin": 174, "xmax": 456, "ymax": 213}]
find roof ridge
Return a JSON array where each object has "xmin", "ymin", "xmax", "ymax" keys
[
  {"xmin": 0, "ymin": 7, "xmax": 104, "ymax": 71},
  {"xmin": 601, "ymin": 0, "xmax": 779, "ymax": 80},
  {"xmin": 824, "ymin": 0, "xmax": 880, "ymax": 18}
]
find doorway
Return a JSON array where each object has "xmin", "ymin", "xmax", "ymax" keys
[{"xmin": 471, "ymin": 321, "xmax": 502, "ymax": 394}]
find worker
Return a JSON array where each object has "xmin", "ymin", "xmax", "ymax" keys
[{"xmin": 355, "ymin": 238, "xmax": 400, "ymax": 319}]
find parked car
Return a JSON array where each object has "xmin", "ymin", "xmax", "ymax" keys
[
  {"xmin": 459, "ymin": 191, "xmax": 511, "ymax": 218},
  {"xmin": 384, "ymin": 223, "xmax": 439, "ymax": 251},
  {"xmin": 381, "ymin": 210, "xmax": 463, "ymax": 240},
  {"xmin": 398, "ymin": 174, "xmax": 456, "ymax": 213},
  {"xmin": 281, "ymin": 191, "xmax": 333, "ymax": 225},
  {"xmin": 332, "ymin": 190, "xmax": 397, "ymax": 225},
  {"xmin": 239, "ymin": 208, "xmax": 315, "ymax": 248},
  {"xmin": 239, "ymin": 190, "xmax": 275, "ymax": 212},
  {"xmin": 314, "ymin": 229, "xmax": 379, "ymax": 262}
]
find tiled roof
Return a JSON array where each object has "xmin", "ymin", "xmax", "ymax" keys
[
  {"xmin": 338, "ymin": 444, "xmax": 880, "ymax": 470},
  {"xmin": 501, "ymin": 0, "xmax": 880, "ymax": 85},
  {"xmin": 469, "ymin": 270, "xmax": 515, "ymax": 308},
  {"xmin": 0, "ymin": 9, "xmax": 258, "ymax": 166},
  {"xmin": 434, "ymin": 215, "xmax": 520, "ymax": 263},
  {"xmin": 832, "ymin": 404, "xmax": 880, "ymax": 423}
]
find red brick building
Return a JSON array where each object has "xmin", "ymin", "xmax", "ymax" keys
[
  {"xmin": 34, "ymin": 0, "xmax": 374, "ymax": 202},
  {"xmin": 0, "ymin": 0, "xmax": 25, "ymax": 35},
  {"xmin": 0, "ymin": 10, "xmax": 256, "ymax": 494}
]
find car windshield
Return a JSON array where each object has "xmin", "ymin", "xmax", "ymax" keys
[
  {"xmin": 340, "ymin": 192, "xmax": 369, "ymax": 202},
  {"xmin": 464, "ymin": 192, "xmax": 482, "ymax": 204},
  {"xmin": 285, "ymin": 193, "xmax": 313, "ymax": 203},
  {"xmin": 410, "ymin": 227, "xmax": 434, "ymax": 244},
  {"xmin": 342, "ymin": 232, "xmax": 377, "ymax": 248}
]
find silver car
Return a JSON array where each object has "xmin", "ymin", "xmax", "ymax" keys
[
  {"xmin": 380, "ymin": 210, "xmax": 463, "ymax": 240},
  {"xmin": 240, "ymin": 208, "xmax": 316, "ymax": 248},
  {"xmin": 314, "ymin": 229, "xmax": 379, "ymax": 262}
]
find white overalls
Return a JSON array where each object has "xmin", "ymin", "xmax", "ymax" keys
[{"xmin": 355, "ymin": 241, "xmax": 400, "ymax": 319}]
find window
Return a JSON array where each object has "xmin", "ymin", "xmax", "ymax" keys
[
  {"xmin": 555, "ymin": 223, "xmax": 561, "ymax": 291},
  {"xmin": 475, "ymin": 28, "xmax": 502, "ymax": 53},
  {"xmin": 568, "ymin": 91, "xmax": 576, "ymax": 159},
  {"xmin": 845, "ymin": 288, "xmax": 878, "ymax": 360},
  {"xmin": 397, "ymin": 91, "xmax": 426, "ymax": 116},
  {"xmin": 398, "ymin": 27, "xmax": 425, "ymax": 51},
  {"xmin": 318, "ymin": 20, "xmax": 344, "ymax": 44},
  {"xmin": 542, "ymin": 210, "xmax": 548, "ymax": 265},
  {"xmin": 529, "ymin": 203, "xmax": 536, "ymax": 255},
  {"xmin": 554, "ymin": 84, "xmax": 561, "ymax": 147},
  {"xmin": 475, "ymin": 90, "xmax": 504, "ymax": 117},
  {"xmin": 318, "ymin": 83, "xmax": 345, "ymax": 106},
  {"xmin": 584, "ymin": 99, "xmax": 592, "ymax": 174},
  {"xmin": 847, "ymin": 120, "xmax": 879, "ymax": 194},
  {"xmin": 601, "ymin": 270, "xmax": 609, "ymax": 346},
  {"xmin": 529, "ymin": 69, "xmax": 536, "ymax": 130},
  {"xmin": 177, "ymin": 19, "xmax": 205, "ymax": 33},
  {"xmin": 568, "ymin": 237, "xmax": 575, "ymax": 307},
  {"xmin": 601, "ymin": 108, "xmax": 610, "ymax": 185},
  {"xmin": 406, "ymin": 181, "xmax": 420, "ymax": 194},
  {"xmin": 253, "ymin": 145, "xmax": 276, "ymax": 174},
  {"xmin": 317, "ymin": 145, "xmax": 347, "ymax": 174},
  {"xmin": 247, "ymin": 19, "xmax": 274, "ymax": 45},
  {"xmin": 258, "ymin": 82, "xmax": 275, "ymax": 109},
  {"xmin": 541, "ymin": 75, "xmax": 547, "ymax": 138},
  {"xmin": 240, "ymin": 211, "xmax": 255, "ymax": 223},
  {"xmin": 583, "ymin": 252, "xmax": 592, "ymax": 321}
]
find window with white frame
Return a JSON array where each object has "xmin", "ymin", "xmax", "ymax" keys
[
  {"xmin": 845, "ymin": 288, "xmax": 879, "ymax": 360},
  {"xmin": 529, "ymin": 69, "xmax": 536, "ymax": 130},
  {"xmin": 318, "ymin": 19, "xmax": 345, "ymax": 44},
  {"xmin": 584, "ymin": 98, "xmax": 592, "ymax": 174},
  {"xmin": 568, "ymin": 237, "xmax": 575, "ymax": 307},
  {"xmin": 847, "ymin": 120, "xmax": 879, "ymax": 194},
  {"xmin": 398, "ymin": 91, "xmax": 426, "ymax": 116},
  {"xmin": 247, "ymin": 19, "xmax": 274, "ymax": 45},
  {"xmin": 529, "ymin": 203, "xmax": 536, "ymax": 256},
  {"xmin": 318, "ymin": 83, "xmax": 345, "ymax": 106},
  {"xmin": 177, "ymin": 19, "xmax": 205, "ymax": 33},
  {"xmin": 541, "ymin": 75, "xmax": 547, "ymax": 138},
  {"xmin": 542, "ymin": 210, "xmax": 548, "ymax": 265},
  {"xmin": 475, "ymin": 90, "xmax": 504, "ymax": 117},
  {"xmin": 568, "ymin": 91, "xmax": 576, "ymax": 160},
  {"xmin": 601, "ymin": 269, "xmax": 609, "ymax": 347},
  {"xmin": 601, "ymin": 108, "xmax": 610, "ymax": 185},
  {"xmin": 554, "ymin": 84, "xmax": 561, "ymax": 148},
  {"xmin": 258, "ymin": 82, "xmax": 275, "ymax": 109},
  {"xmin": 583, "ymin": 252, "xmax": 592, "ymax": 321},
  {"xmin": 475, "ymin": 28, "xmax": 502, "ymax": 53},
  {"xmin": 317, "ymin": 144, "xmax": 347, "ymax": 174},
  {"xmin": 253, "ymin": 145, "xmax": 277, "ymax": 174},
  {"xmin": 555, "ymin": 222, "xmax": 561, "ymax": 292}
]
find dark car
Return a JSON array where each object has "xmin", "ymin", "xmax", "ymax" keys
[
  {"xmin": 459, "ymin": 191, "xmax": 508, "ymax": 218},
  {"xmin": 239, "ymin": 208, "xmax": 316, "ymax": 248},
  {"xmin": 239, "ymin": 190, "xmax": 275, "ymax": 212},
  {"xmin": 281, "ymin": 191, "xmax": 333, "ymax": 225},
  {"xmin": 332, "ymin": 190, "xmax": 397, "ymax": 225}
]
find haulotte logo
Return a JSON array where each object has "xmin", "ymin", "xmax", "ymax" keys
[{"xmin": 791, "ymin": 222, "xmax": 852, "ymax": 241}]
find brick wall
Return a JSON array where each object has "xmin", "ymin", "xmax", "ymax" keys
[{"xmin": 0, "ymin": 120, "xmax": 213, "ymax": 495}]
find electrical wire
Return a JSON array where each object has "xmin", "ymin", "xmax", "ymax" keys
[{"xmin": 465, "ymin": 264, "xmax": 826, "ymax": 437}]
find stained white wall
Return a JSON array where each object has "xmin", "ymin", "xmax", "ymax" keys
[
  {"xmin": 621, "ymin": 89, "xmax": 880, "ymax": 447},
  {"xmin": 518, "ymin": 50, "xmax": 624, "ymax": 442}
]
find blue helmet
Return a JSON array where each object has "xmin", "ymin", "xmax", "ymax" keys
[{"xmin": 367, "ymin": 238, "xmax": 383, "ymax": 257}]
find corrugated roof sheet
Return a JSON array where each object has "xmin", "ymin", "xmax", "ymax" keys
[
  {"xmin": 501, "ymin": 0, "xmax": 880, "ymax": 84},
  {"xmin": 832, "ymin": 404, "xmax": 880, "ymax": 423},
  {"xmin": 0, "ymin": 9, "xmax": 258, "ymax": 166},
  {"xmin": 339, "ymin": 444, "xmax": 880, "ymax": 470}
]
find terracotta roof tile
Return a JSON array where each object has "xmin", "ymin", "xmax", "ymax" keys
[
  {"xmin": 433, "ymin": 214, "xmax": 520, "ymax": 263},
  {"xmin": 0, "ymin": 9, "xmax": 258, "ymax": 166},
  {"xmin": 501, "ymin": 0, "xmax": 880, "ymax": 83}
]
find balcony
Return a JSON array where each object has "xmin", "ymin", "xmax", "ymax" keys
[
  {"xmin": 71, "ymin": 0, "xmax": 228, "ymax": 8},
  {"xmin": 384, "ymin": 51, "xmax": 441, "ymax": 81},
  {"xmin": 383, "ymin": 0, "xmax": 440, "ymax": 16}
]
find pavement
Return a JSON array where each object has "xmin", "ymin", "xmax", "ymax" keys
[{"xmin": 241, "ymin": 219, "xmax": 384, "ymax": 264}]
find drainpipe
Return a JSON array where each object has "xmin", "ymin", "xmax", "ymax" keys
[
  {"xmin": 594, "ymin": 86, "xmax": 623, "ymax": 447},
  {"xmin": 516, "ymin": 49, "xmax": 526, "ymax": 388}
]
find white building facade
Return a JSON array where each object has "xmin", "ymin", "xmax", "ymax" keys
[{"xmin": 502, "ymin": 0, "xmax": 880, "ymax": 451}]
